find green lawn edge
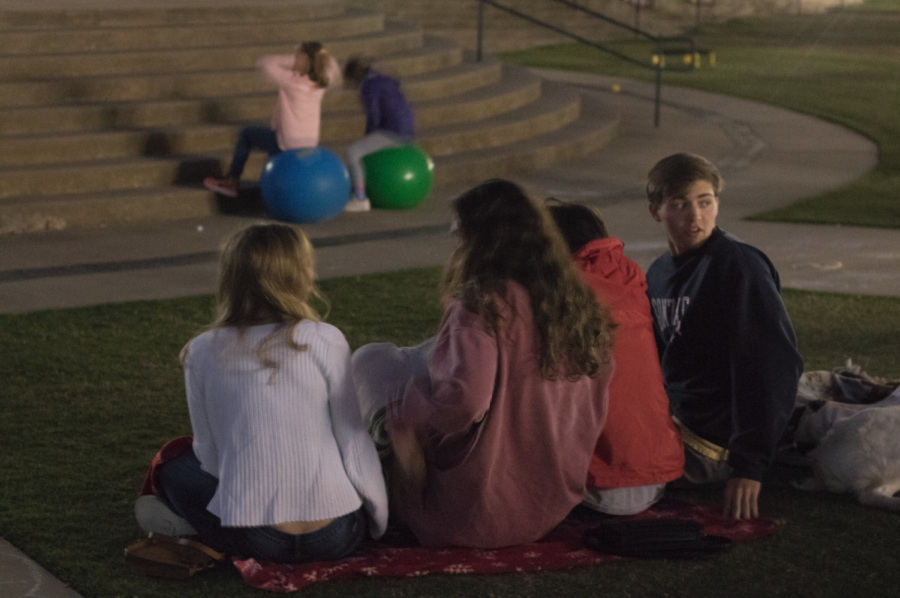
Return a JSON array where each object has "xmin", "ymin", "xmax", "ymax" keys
[{"xmin": 499, "ymin": 7, "xmax": 900, "ymax": 229}]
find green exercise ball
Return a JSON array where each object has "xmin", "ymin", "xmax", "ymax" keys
[{"xmin": 362, "ymin": 144, "xmax": 435, "ymax": 209}]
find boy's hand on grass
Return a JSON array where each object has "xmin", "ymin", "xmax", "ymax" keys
[{"xmin": 723, "ymin": 477, "xmax": 761, "ymax": 519}]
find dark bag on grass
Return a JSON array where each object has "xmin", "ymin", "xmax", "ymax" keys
[
  {"xmin": 583, "ymin": 518, "xmax": 732, "ymax": 559},
  {"xmin": 125, "ymin": 533, "xmax": 225, "ymax": 579}
]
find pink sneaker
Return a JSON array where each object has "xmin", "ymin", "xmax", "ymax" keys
[{"xmin": 203, "ymin": 177, "xmax": 238, "ymax": 198}]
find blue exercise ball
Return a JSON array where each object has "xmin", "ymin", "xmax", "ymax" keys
[{"xmin": 259, "ymin": 147, "xmax": 350, "ymax": 224}]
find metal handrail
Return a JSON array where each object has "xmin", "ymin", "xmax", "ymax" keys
[
  {"xmin": 476, "ymin": 0, "xmax": 705, "ymax": 127},
  {"xmin": 681, "ymin": 0, "xmax": 716, "ymax": 25},
  {"xmin": 550, "ymin": 0, "xmax": 655, "ymax": 40}
]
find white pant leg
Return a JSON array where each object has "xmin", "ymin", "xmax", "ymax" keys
[
  {"xmin": 351, "ymin": 337, "xmax": 436, "ymax": 425},
  {"xmin": 345, "ymin": 132, "xmax": 408, "ymax": 191},
  {"xmin": 582, "ymin": 484, "xmax": 667, "ymax": 516}
]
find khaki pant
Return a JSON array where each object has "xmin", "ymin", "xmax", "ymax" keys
[{"xmin": 670, "ymin": 418, "xmax": 732, "ymax": 488}]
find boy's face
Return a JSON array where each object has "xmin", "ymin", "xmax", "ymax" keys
[{"xmin": 649, "ymin": 179, "xmax": 719, "ymax": 257}]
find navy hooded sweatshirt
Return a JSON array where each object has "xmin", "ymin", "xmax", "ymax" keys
[{"xmin": 646, "ymin": 227, "xmax": 803, "ymax": 481}]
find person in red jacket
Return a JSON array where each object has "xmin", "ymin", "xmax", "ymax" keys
[{"xmin": 549, "ymin": 200, "xmax": 684, "ymax": 515}]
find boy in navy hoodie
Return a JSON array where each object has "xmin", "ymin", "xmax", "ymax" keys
[{"xmin": 645, "ymin": 153, "xmax": 803, "ymax": 519}]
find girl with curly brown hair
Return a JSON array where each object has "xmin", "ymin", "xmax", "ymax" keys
[{"xmin": 353, "ymin": 179, "xmax": 616, "ymax": 548}]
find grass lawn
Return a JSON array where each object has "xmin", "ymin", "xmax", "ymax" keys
[
  {"xmin": 2, "ymin": 266, "xmax": 900, "ymax": 598},
  {"xmin": 499, "ymin": 3, "xmax": 900, "ymax": 229}
]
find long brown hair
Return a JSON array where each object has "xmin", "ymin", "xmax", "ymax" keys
[{"xmin": 441, "ymin": 180, "xmax": 616, "ymax": 380}]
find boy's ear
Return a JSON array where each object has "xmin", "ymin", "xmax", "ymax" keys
[{"xmin": 648, "ymin": 201, "xmax": 662, "ymax": 222}]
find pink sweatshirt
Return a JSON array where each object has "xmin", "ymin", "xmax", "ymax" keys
[
  {"xmin": 257, "ymin": 54, "xmax": 341, "ymax": 151},
  {"xmin": 389, "ymin": 281, "xmax": 612, "ymax": 548}
]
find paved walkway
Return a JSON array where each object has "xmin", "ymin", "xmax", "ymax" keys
[{"xmin": 1, "ymin": 69, "xmax": 897, "ymax": 596}]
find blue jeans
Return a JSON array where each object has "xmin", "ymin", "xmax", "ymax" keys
[
  {"xmin": 156, "ymin": 448, "xmax": 367, "ymax": 563},
  {"xmin": 227, "ymin": 126, "xmax": 282, "ymax": 180}
]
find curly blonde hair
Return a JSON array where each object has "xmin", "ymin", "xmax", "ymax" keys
[{"xmin": 441, "ymin": 180, "xmax": 616, "ymax": 380}]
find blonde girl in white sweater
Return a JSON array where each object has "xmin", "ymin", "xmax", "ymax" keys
[{"xmin": 145, "ymin": 223, "xmax": 387, "ymax": 563}]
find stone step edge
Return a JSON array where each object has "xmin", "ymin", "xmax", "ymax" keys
[
  {"xmin": 0, "ymin": 105, "xmax": 619, "ymax": 232},
  {"xmin": 0, "ymin": 73, "xmax": 575, "ymax": 189},
  {"xmin": 0, "ymin": 20, "xmax": 423, "ymax": 83},
  {"xmin": 433, "ymin": 103, "xmax": 620, "ymax": 187},
  {"xmin": 0, "ymin": 6, "xmax": 380, "ymax": 56},
  {"xmin": 0, "ymin": 0, "xmax": 346, "ymax": 30},
  {"xmin": 0, "ymin": 186, "xmax": 213, "ymax": 234},
  {"xmin": 0, "ymin": 33, "xmax": 467, "ymax": 117},
  {"xmin": 0, "ymin": 69, "xmax": 541, "ymax": 166},
  {"xmin": 0, "ymin": 29, "xmax": 469, "ymax": 109}
]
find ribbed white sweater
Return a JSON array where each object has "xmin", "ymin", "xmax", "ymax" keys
[{"xmin": 183, "ymin": 321, "xmax": 388, "ymax": 537}]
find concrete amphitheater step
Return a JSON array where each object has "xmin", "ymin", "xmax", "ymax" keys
[
  {"xmin": 418, "ymin": 78, "xmax": 581, "ymax": 158},
  {"xmin": 0, "ymin": 7, "xmax": 381, "ymax": 56},
  {"xmin": 0, "ymin": 22, "xmax": 426, "ymax": 107},
  {"xmin": 0, "ymin": 59, "xmax": 520, "ymax": 166},
  {"xmin": 0, "ymin": 155, "xmax": 213, "ymax": 199},
  {"xmin": 210, "ymin": 68, "xmax": 581, "ymax": 176},
  {"xmin": 0, "ymin": 1, "xmax": 346, "ymax": 30},
  {"xmin": 0, "ymin": 16, "xmax": 417, "ymax": 83},
  {"xmin": 0, "ymin": 186, "xmax": 214, "ymax": 234},
  {"xmin": 179, "ymin": 36, "xmax": 486, "ymax": 122},
  {"xmin": 0, "ymin": 33, "xmax": 466, "ymax": 136},
  {"xmin": 0, "ymin": 1, "xmax": 623, "ymax": 233},
  {"xmin": 0, "ymin": 94, "xmax": 619, "ymax": 232},
  {"xmin": 0, "ymin": 70, "xmax": 580, "ymax": 194},
  {"xmin": 0, "ymin": 98, "xmax": 619, "ymax": 234},
  {"xmin": 369, "ymin": 62, "xmax": 541, "ymax": 130},
  {"xmin": 432, "ymin": 89, "xmax": 619, "ymax": 187}
]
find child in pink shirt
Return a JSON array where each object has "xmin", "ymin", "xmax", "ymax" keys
[{"xmin": 204, "ymin": 42, "xmax": 341, "ymax": 198}]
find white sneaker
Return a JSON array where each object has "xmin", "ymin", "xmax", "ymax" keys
[
  {"xmin": 135, "ymin": 495, "xmax": 198, "ymax": 537},
  {"xmin": 345, "ymin": 198, "xmax": 371, "ymax": 212}
]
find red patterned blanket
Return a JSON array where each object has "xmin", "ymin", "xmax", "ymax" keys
[{"xmin": 233, "ymin": 499, "xmax": 777, "ymax": 593}]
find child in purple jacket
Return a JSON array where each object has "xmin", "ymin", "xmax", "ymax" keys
[{"xmin": 342, "ymin": 57, "xmax": 416, "ymax": 212}]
